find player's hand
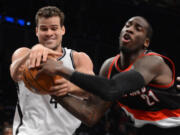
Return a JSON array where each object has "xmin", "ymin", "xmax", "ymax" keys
[
  {"xmin": 48, "ymin": 78, "xmax": 70, "ymax": 97},
  {"xmin": 177, "ymin": 77, "xmax": 180, "ymax": 90},
  {"xmin": 37, "ymin": 59, "xmax": 63, "ymax": 78},
  {"xmin": 29, "ymin": 44, "xmax": 61, "ymax": 68}
]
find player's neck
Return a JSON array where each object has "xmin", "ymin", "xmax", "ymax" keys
[{"xmin": 119, "ymin": 49, "xmax": 145, "ymax": 69}]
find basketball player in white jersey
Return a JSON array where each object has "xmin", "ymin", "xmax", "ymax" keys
[{"xmin": 10, "ymin": 6, "xmax": 94, "ymax": 135}]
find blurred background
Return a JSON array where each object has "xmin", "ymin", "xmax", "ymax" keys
[{"xmin": 0, "ymin": 0, "xmax": 180, "ymax": 134}]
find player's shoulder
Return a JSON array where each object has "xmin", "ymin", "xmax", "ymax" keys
[
  {"xmin": 72, "ymin": 50, "xmax": 90, "ymax": 60},
  {"xmin": 13, "ymin": 47, "xmax": 30, "ymax": 55},
  {"xmin": 72, "ymin": 50, "xmax": 90, "ymax": 58},
  {"xmin": 134, "ymin": 52, "xmax": 169, "ymax": 74},
  {"xmin": 99, "ymin": 56, "xmax": 116, "ymax": 77},
  {"xmin": 71, "ymin": 50, "xmax": 93, "ymax": 68},
  {"xmin": 12, "ymin": 47, "xmax": 30, "ymax": 62},
  {"xmin": 138, "ymin": 52, "xmax": 165, "ymax": 66},
  {"xmin": 102, "ymin": 56, "xmax": 116, "ymax": 68}
]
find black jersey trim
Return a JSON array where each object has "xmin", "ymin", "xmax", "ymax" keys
[
  {"xmin": 107, "ymin": 55, "xmax": 119, "ymax": 79},
  {"xmin": 57, "ymin": 48, "xmax": 66, "ymax": 61},
  {"xmin": 146, "ymin": 53, "xmax": 175, "ymax": 88},
  {"xmin": 109, "ymin": 51, "xmax": 175, "ymax": 88},
  {"xmin": 70, "ymin": 50, "xmax": 76, "ymax": 69},
  {"xmin": 15, "ymin": 85, "xmax": 23, "ymax": 135},
  {"xmin": 115, "ymin": 50, "xmax": 146, "ymax": 72}
]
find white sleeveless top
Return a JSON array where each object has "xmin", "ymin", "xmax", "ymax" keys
[{"xmin": 13, "ymin": 48, "xmax": 81, "ymax": 135}]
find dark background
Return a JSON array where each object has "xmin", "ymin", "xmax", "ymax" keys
[{"xmin": 0, "ymin": 0, "xmax": 180, "ymax": 133}]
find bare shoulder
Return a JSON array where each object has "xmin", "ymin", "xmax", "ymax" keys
[
  {"xmin": 10, "ymin": 47, "xmax": 30, "ymax": 82},
  {"xmin": 134, "ymin": 54, "xmax": 167, "ymax": 71},
  {"xmin": 12, "ymin": 47, "xmax": 30, "ymax": 62},
  {"xmin": 73, "ymin": 51, "xmax": 91, "ymax": 60},
  {"xmin": 134, "ymin": 54, "xmax": 173, "ymax": 85},
  {"xmin": 72, "ymin": 51, "xmax": 94, "ymax": 74},
  {"xmin": 99, "ymin": 57, "xmax": 115, "ymax": 77}
]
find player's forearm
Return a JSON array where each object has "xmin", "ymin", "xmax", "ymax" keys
[
  {"xmin": 68, "ymin": 70, "xmax": 145, "ymax": 101},
  {"xmin": 68, "ymin": 82, "xmax": 90, "ymax": 99},
  {"xmin": 53, "ymin": 94, "xmax": 109, "ymax": 126},
  {"xmin": 53, "ymin": 62, "xmax": 145, "ymax": 101},
  {"xmin": 69, "ymin": 70, "xmax": 94, "ymax": 98}
]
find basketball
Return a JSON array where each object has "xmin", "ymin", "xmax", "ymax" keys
[{"xmin": 22, "ymin": 59, "xmax": 62, "ymax": 95}]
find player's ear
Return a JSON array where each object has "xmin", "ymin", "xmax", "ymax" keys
[
  {"xmin": 35, "ymin": 27, "xmax": 38, "ymax": 37},
  {"xmin": 61, "ymin": 25, "xmax": 65, "ymax": 35},
  {"xmin": 144, "ymin": 38, "xmax": 150, "ymax": 48}
]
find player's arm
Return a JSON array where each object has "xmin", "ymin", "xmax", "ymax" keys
[
  {"xmin": 53, "ymin": 94, "xmax": 111, "ymax": 126},
  {"xmin": 67, "ymin": 51, "xmax": 94, "ymax": 97},
  {"xmin": 49, "ymin": 51, "xmax": 94, "ymax": 98},
  {"xmin": 38, "ymin": 55, "xmax": 172, "ymax": 101},
  {"xmin": 134, "ymin": 55, "xmax": 173, "ymax": 86},
  {"xmin": 52, "ymin": 58, "xmax": 113, "ymax": 126},
  {"xmin": 10, "ymin": 47, "xmax": 30, "ymax": 82},
  {"xmin": 67, "ymin": 55, "xmax": 172, "ymax": 101}
]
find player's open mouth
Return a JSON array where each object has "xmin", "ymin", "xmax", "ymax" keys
[{"xmin": 123, "ymin": 33, "xmax": 131, "ymax": 42}]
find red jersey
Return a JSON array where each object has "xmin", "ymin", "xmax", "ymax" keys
[{"xmin": 107, "ymin": 50, "xmax": 180, "ymax": 128}]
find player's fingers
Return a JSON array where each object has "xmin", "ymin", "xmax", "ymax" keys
[
  {"xmin": 54, "ymin": 78, "xmax": 67, "ymax": 84},
  {"xmin": 51, "ymin": 89, "xmax": 68, "ymax": 97},
  {"xmin": 56, "ymin": 91, "xmax": 68, "ymax": 97},
  {"xmin": 35, "ymin": 52, "xmax": 43, "ymax": 67},
  {"xmin": 29, "ymin": 53, "xmax": 37, "ymax": 68},
  {"xmin": 42, "ymin": 49, "xmax": 48, "ymax": 62},
  {"xmin": 50, "ymin": 83, "xmax": 68, "ymax": 91},
  {"xmin": 49, "ymin": 49, "xmax": 62, "ymax": 56},
  {"xmin": 49, "ymin": 87, "xmax": 67, "ymax": 93}
]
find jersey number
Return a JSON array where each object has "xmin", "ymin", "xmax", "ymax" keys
[
  {"xmin": 140, "ymin": 89, "xmax": 159, "ymax": 106},
  {"xmin": 50, "ymin": 97, "xmax": 58, "ymax": 108}
]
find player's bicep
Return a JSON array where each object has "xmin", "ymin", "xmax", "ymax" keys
[
  {"xmin": 134, "ymin": 55, "xmax": 165, "ymax": 85},
  {"xmin": 73, "ymin": 52, "xmax": 94, "ymax": 75}
]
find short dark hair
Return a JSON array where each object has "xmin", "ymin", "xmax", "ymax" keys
[{"xmin": 35, "ymin": 6, "xmax": 65, "ymax": 27}]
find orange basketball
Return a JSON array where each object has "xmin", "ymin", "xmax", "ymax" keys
[{"xmin": 22, "ymin": 59, "xmax": 62, "ymax": 95}]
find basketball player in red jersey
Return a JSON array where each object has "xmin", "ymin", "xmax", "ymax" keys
[{"xmin": 38, "ymin": 16, "xmax": 180, "ymax": 135}]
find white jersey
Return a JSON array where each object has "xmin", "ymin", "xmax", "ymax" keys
[{"xmin": 13, "ymin": 48, "xmax": 81, "ymax": 135}]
